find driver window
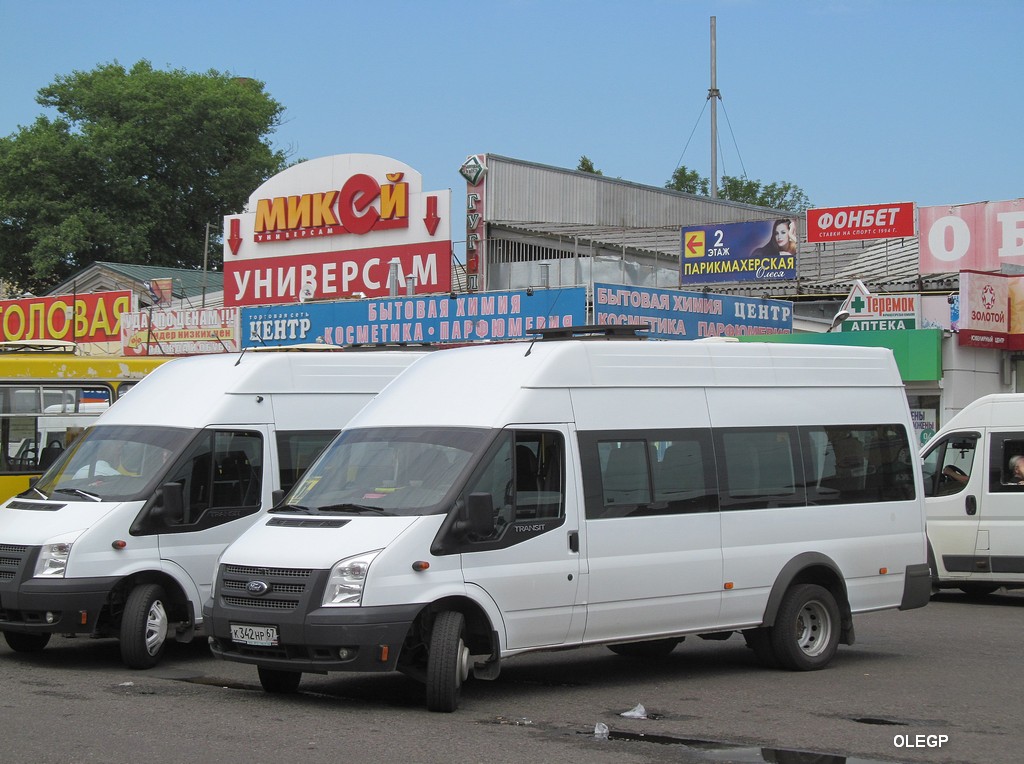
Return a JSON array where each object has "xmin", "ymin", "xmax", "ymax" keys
[
  {"xmin": 922, "ymin": 434, "xmax": 976, "ymax": 497},
  {"xmin": 165, "ymin": 430, "xmax": 263, "ymax": 527},
  {"xmin": 462, "ymin": 430, "xmax": 566, "ymax": 541}
]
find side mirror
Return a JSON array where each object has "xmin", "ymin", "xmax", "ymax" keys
[
  {"xmin": 153, "ymin": 482, "xmax": 185, "ymax": 526},
  {"xmin": 458, "ymin": 492, "xmax": 496, "ymax": 538},
  {"xmin": 271, "ymin": 488, "xmax": 285, "ymax": 507}
]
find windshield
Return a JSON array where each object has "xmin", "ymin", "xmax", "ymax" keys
[
  {"xmin": 281, "ymin": 427, "xmax": 488, "ymax": 516},
  {"xmin": 27, "ymin": 425, "xmax": 195, "ymax": 502}
]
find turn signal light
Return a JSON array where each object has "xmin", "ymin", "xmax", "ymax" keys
[
  {"xmin": 412, "ymin": 561, "xmax": 430, "ymax": 571},
  {"xmin": 879, "ymin": 567, "xmax": 888, "ymax": 575},
  {"xmin": 111, "ymin": 540, "xmax": 127, "ymax": 550}
]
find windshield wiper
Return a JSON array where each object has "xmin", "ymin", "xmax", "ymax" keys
[
  {"xmin": 54, "ymin": 487, "xmax": 103, "ymax": 502},
  {"xmin": 22, "ymin": 485, "xmax": 49, "ymax": 500},
  {"xmin": 269, "ymin": 503, "xmax": 314, "ymax": 514},
  {"xmin": 316, "ymin": 503, "xmax": 394, "ymax": 516}
]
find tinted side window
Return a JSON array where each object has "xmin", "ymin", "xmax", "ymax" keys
[
  {"xmin": 580, "ymin": 429, "xmax": 717, "ymax": 518},
  {"xmin": 716, "ymin": 428, "xmax": 802, "ymax": 510},
  {"xmin": 807, "ymin": 425, "xmax": 916, "ymax": 503}
]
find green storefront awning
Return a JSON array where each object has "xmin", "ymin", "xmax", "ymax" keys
[{"xmin": 739, "ymin": 329, "xmax": 942, "ymax": 382}]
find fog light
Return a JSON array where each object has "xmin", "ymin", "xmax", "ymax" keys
[
  {"xmin": 338, "ymin": 647, "xmax": 355, "ymax": 660},
  {"xmin": 45, "ymin": 611, "xmax": 56, "ymax": 624}
]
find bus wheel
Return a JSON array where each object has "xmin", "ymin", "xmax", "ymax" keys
[
  {"xmin": 426, "ymin": 611, "xmax": 470, "ymax": 713},
  {"xmin": 258, "ymin": 666, "xmax": 302, "ymax": 693},
  {"xmin": 770, "ymin": 584, "xmax": 840, "ymax": 671},
  {"xmin": 120, "ymin": 584, "xmax": 169, "ymax": 669},
  {"xmin": 4, "ymin": 631, "xmax": 50, "ymax": 653},
  {"xmin": 607, "ymin": 638, "xmax": 681, "ymax": 658}
]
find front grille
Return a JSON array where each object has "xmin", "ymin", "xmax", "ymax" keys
[
  {"xmin": 216, "ymin": 563, "xmax": 321, "ymax": 614},
  {"xmin": 222, "ymin": 596, "xmax": 296, "ymax": 610},
  {"xmin": 224, "ymin": 565, "xmax": 311, "ymax": 578},
  {"xmin": 222, "ymin": 580, "xmax": 304, "ymax": 595},
  {"xmin": 0, "ymin": 544, "xmax": 30, "ymax": 584}
]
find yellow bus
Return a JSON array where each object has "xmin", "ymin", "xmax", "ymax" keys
[{"xmin": 0, "ymin": 341, "xmax": 170, "ymax": 501}]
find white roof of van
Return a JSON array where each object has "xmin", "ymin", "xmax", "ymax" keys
[
  {"xmin": 96, "ymin": 350, "xmax": 428, "ymax": 428},
  {"xmin": 347, "ymin": 339, "xmax": 902, "ymax": 430}
]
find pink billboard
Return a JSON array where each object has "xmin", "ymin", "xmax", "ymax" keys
[{"xmin": 919, "ymin": 198, "xmax": 1024, "ymax": 274}]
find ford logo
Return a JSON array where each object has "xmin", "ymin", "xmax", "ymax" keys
[{"xmin": 246, "ymin": 580, "xmax": 270, "ymax": 596}]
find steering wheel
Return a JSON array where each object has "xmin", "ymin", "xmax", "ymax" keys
[{"xmin": 945, "ymin": 465, "xmax": 967, "ymax": 477}]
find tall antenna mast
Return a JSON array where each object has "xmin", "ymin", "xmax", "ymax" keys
[{"xmin": 708, "ymin": 16, "xmax": 720, "ymax": 199}]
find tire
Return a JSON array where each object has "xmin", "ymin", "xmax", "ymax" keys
[
  {"xmin": 3, "ymin": 631, "xmax": 51, "ymax": 653},
  {"xmin": 607, "ymin": 637, "xmax": 681, "ymax": 658},
  {"xmin": 258, "ymin": 666, "xmax": 302, "ymax": 694},
  {"xmin": 426, "ymin": 611, "xmax": 470, "ymax": 713},
  {"xmin": 769, "ymin": 584, "xmax": 840, "ymax": 671},
  {"xmin": 742, "ymin": 628, "xmax": 777, "ymax": 668},
  {"xmin": 958, "ymin": 584, "xmax": 999, "ymax": 598},
  {"xmin": 119, "ymin": 584, "xmax": 170, "ymax": 669}
]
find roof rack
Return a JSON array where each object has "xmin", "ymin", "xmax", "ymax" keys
[{"xmin": 532, "ymin": 324, "xmax": 649, "ymax": 341}]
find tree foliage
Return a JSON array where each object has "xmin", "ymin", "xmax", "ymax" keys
[
  {"xmin": 577, "ymin": 155, "xmax": 603, "ymax": 175},
  {"xmin": 0, "ymin": 60, "xmax": 288, "ymax": 293},
  {"xmin": 665, "ymin": 164, "xmax": 811, "ymax": 212}
]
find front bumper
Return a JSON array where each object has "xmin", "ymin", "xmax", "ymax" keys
[
  {"xmin": 0, "ymin": 576, "xmax": 121, "ymax": 634},
  {"xmin": 205, "ymin": 599, "xmax": 423, "ymax": 673}
]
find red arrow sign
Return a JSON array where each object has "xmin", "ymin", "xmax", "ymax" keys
[
  {"xmin": 423, "ymin": 195, "xmax": 440, "ymax": 236},
  {"xmin": 684, "ymin": 231, "xmax": 704, "ymax": 257},
  {"xmin": 228, "ymin": 218, "xmax": 242, "ymax": 255}
]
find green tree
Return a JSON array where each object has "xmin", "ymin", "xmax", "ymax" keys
[
  {"xmin": 577, "ymin": 155, "xmax": 603, "ymax": 175},
  {"xmin": 666, "ymin": 165, "xmax": 811, "ymax": 212},
  {"xmin": 0, "ymin": 60, "xmax": 288, "ymax": 293},
  {"xmin": 665, "ymin": 165, "xmax": 710, "ymax": 196}
]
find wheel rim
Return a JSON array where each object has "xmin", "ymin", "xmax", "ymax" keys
[
  {"xmin": 456, "ymin": 637, "xmax": 470, "ymax": 684},
  {"xmin": 144, "ymin": 599, "xmax": 169, "ymax": 655},
  {"xmin": 794, "ymin": 599, "xmax": 832, "ymax": 657}
]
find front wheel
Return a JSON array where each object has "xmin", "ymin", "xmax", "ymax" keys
[
  {"xmin": 120, "ymin": 584, "xmax": 169, "ymax": 669},
  {"xmin": 258, "ymin": 666, "xmax": 302, "ymax": 694},
  {"xmin": 770, "ymin": 584, "xmax": 840, "ymax": 671},
  {"xmin": 425, "ymin": 611, "xmax": 470, "ymax": 712},
  {"xmin": 4, "ymin": 631, "xmax": 51, "ymax": 653}
]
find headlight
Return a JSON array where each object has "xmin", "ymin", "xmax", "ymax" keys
[
  {"xmin": 35, "ymin": 542, "xmax": 73, "ymax": 578},
  {"xmin": 321, "ymin": 550, "xmax": 381, "ymax": 607}
]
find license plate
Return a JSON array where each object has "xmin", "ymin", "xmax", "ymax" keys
[{"xmin": 230, "ymin": 623, "xmax": 279, "ymax": 647}]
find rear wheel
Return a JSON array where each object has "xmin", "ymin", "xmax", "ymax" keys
[
  {"xmin": 257, "ymin": 666, "xmax": 302, "ymax": 694},
  {"xmin": 3, "ymin": 631, "xmax": 51, "ymax": 653},
  {"xmin": 120, "ymin": 584, "xmax": 169, "ymax": 669},
  {"xmin": 426, "ymin": 611, "xmax": 470, "ymax": 712},
  {"xmin": 607, "ymin": 637, "xmax": 681, "ymax": 658},
  {"xmin": 770, "ymin": 584, "xmax": 840, "ymax": 671}
]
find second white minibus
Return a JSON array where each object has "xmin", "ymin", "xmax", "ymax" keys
[{"xmin": 205, "ymin": 330, "xmax": 930, "ymax": 711}]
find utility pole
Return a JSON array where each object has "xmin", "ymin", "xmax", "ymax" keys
[{"xmin": 709, "ymin": 16, "xmax": 720, "ymax": 199}]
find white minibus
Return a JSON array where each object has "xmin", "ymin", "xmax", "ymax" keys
[
  {"xmin": 0, "ymin": 349, "xmax": 425, "ymax": 668},
  {"xmin": 921, "ymin": 393, "xmax": 1024, "ymax": 595},
  {"xmin": 204, "ymin": 330, "xmax": 930, "ymax": 711}
]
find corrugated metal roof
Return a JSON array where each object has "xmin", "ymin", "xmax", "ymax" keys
[
  {"xmin": 46, "ymin": 262, "xmax": 225, "ymax": 307},
  {"xmin": 489, "ymin": 221, "xmax": 957, "ymax": 298}
]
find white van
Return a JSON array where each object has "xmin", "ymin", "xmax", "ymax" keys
[
  {"xmin": 921, "ymin": 393, "xmax": 1024, "ymax": 596},
  {"xmin": 204, "ymin": 331, "xmax": 930, "ymax": 711},
  {"xmin": 0, "ymin": 349, "xmax": 425, "ymax": 668}
]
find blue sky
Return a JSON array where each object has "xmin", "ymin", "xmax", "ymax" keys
[{"xmin": 2, "ymin": 0, "xmax": 1021, "ymax": 212}]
